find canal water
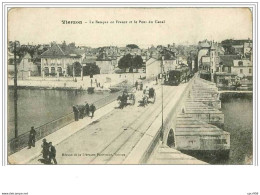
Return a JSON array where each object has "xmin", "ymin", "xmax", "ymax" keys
[
  {"xmin": 180, "ymin": 94, "xmax": 253, "ymax": 165},
  {"xmin": 8, "ymin": 88, "xmax": 112, "ymax": 141},
  {"xmin": 219, "ymin": 94, "xmax": 253, "ymax": 165}
]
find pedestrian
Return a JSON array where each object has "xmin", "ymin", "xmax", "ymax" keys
[
  {"xmin": 28, "ymin": 126, "xmax": 36, "ymax": 149},
  {"xmin": 156, "ymin": 77, "xmax": 158, "ymax": 85},
  {"xmin": 41, "ymin": 138, "xmax": 49, "ymax": 161},
  {"xmin": 73, "ymin": 105, "xmax": 79, "ymax": 121},
  {"xmin": 90, "ymin": 104, "xmax": 96, "ymax": 118},
  {"xmin": 143, "ymin": 86, "xmax": 148, "ymax": 94},
  {"xmin": 85, "ymin": 102, "xmax": 90, "ymax": 117},
  {"xmin": 78, "ymin": 105, "xmax": 85, "ymax": 119},
  {"xmin": 95, "ymin": 79, "xmax": 98, "ymax": 87},
  {"xmin": 48, "ymin": 142, "xmax": 57, "ymax": 165},
  {"xmin": 140, "ymin": 82, "xmax": 143, "ymax": 91},
  {"xmin": 135, "ymin": 81, "xmax": 138, "ymax": 90}
]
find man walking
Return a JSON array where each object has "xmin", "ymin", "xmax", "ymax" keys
[
  {"xmin": 89, "ymin": 104, "xmax": 96, "ymax": 118},
  {"xmin": 78, "ymin": 105, "xmax": 85, "ymax": 119},
  {"xmin": 85, "ymin": 102, "xmax": 90, "ymax": 117},
  {"xmin": 73, "ymin": 105, "xmax": 79, "ymax": 121},
  {"xmin": 48, "ymin": 142, "xmax": 57, "ymax": 165},
  {"xmin": 41, "ymin": 138, "xmax": 49, "ymax": 161},
  {"xmin": 135, "ymin": 80, "xmax": 138, "ymax": 90},
  {"xmin": 28, "ymin": 126, "xmax": 36, "ymax": 149}
]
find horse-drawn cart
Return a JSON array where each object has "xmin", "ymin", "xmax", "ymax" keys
[{"xmin": 117, "ymin": 90, "xmax": 136, "ymax": 108}]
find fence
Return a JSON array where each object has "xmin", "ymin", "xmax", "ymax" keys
[{"xmin": 8, "ymin": 89, "xmax": 123, "ymax": 155}]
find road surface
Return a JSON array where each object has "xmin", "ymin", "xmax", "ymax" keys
[{"xmin": 29, "ymin": 83, "xmax": 188, "ymax": 164}]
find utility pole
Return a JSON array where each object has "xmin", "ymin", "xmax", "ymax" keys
[
  {"xmin": 131, "ymin": 56, "xmax": 134, "ymax": 86},
  {"xmin": 81, "ymin": 64, "xmax": 83, "ymax": 81},
  {"xmin": 161, "ymin": 55, "xmax": 164, "ymax": 143},
  {"xmin": 14, "ymin": 41, "xmax": 18, "ymax": 138},
  {"xmin": 22, "ymin": 58, "xmax": 24, "ymax": 80}
]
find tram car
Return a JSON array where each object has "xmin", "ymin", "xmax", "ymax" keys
[{"xmin": 164, "ymin": 66, "xmax": 191, "ymax": 86}]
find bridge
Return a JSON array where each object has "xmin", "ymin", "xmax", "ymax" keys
[{"xmin": 8, "ymin": 74, "xmax": 230, "ymax": 164}]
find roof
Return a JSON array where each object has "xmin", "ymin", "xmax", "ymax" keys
[
  {"xmin": 41, "ymin": 42, "xmax": 81, "ymax": 58},
  {"xmin": 200, "ymin": 42, "xmax": 211, "ymax": 48},
  {"xmin": 96, "ymin": 52, "xmax": 112, "ymax": 61},
  {"xmin": 215, "ymin": 72, "xmax": 237, "ymax": 76},
  {"xmin": 219, "ymin": 55, "xmax": 241, "ymax": 66},
  {"xmin": 82, "ymin": 57, "xmax": 97, "ymax": 64},
  {"xmin": 232, "ymin": 45, "xmax": 244, "ymax": 48}
]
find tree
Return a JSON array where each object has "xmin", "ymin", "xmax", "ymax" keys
[
  {"xmin": 132, "ymin": 55, "xmax": 143, "ymax": 69},
  {"xmin": 118, "ymin": 54, "xmax": 132, "ymax": 71},
  {"xmin": 126, "ymin": 44, "xmax": 139, "ymax": 49},
  {"xmin": 67, "ymin": 62, "xmax": 82, "ymax": 76},
  {"xmin": 83, "ymin": 63, "xmax": 100, "ymax": 76},
  {"xmin": 118, "ymin": 54, "xmax": 143, "ymax": 72}
]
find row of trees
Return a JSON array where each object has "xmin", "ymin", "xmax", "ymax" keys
[
  {"xmin": 67, "ymin": 62, "xmax": 100, "ymax": 77},
  {"xmin": 118, "ymin": 54, "xmax": 144, "ymax": 72}
]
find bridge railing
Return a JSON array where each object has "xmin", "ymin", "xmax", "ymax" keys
[{"xmin": 8, "ymin": 89, "xmax": 123, "ymax": 155}]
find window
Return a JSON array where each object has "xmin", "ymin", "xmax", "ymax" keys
[
  {"xmin": 44, "ymin": 67, "xmax": 49, "ymax": 74},
  {"xmin": 240, "ymin": 69, "xmax": 243, "ymax": 73},
  {"xmin": 249, "ymin": 68, "xmax": 252, "ymax": 73},
  {"xmin": 57, "ymin": 67, "xmax": 62, "ymax": 73},
  {"xmin": 238, "ymin": 61, "xmax": 243, "ymax": 66}
]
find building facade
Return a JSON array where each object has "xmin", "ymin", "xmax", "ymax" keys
[{"xmin": 40, "ymin": 43, "xmax": 82, "ymax": 77}]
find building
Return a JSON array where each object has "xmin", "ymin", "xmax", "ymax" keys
[
  {"xmin": 214, "ymin": 72, "xmax": 237, "ymax": 88},
  {"xmin": 218, "ymin": 55, "xmax": 240, "ymax": 73},
  {"xmin": 231, "ymin": 59, "xmax": 253, "ymax": 79},
  {"xmin": 221, "ymin": 39, "xmax": 252, "ymax": 55},
  {"xmin": 96, "ymin": 52, "xmax": 117, "ymax": 74},
  {"xmin": 146, "ymin": 57, "xmax": 162, "ymax": 78},
  {"xmin": 40, "ymin": 42, "xmax": 82, "ymax": 77},
  {"xmin": 197, "ymin": 40, "xmax": 219, "ymax": 81},
  {"xmin": 163, "ymin": 59, "xmax": 178, "ymax": 72},
  {"xmin": 216, "ymin": 55, "xmax": 253, "ymax": 88},
  {"xmin": 8, "ymin": 52, "xmax": 39, "ymax": 79},
  {"xmin": 18, "ymin": 53, "xmax": 39, "ymax": 78}
]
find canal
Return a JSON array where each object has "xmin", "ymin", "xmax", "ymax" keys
[
  {"xmin": 220, "ymin": 94, "xmax": 253, "ymax": 165},
  {"xmin": 7, "ymin": 88, "xmax": 114, "ymax": 141}
]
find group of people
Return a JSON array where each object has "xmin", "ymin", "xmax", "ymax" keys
[
  {"xmin": 27, "ymin": 126, "xmax": 57, "ymax": 164},
  {"xmin": 73, "ymin": 102, "xmax": 96, "ymax": 121},
  {"xmin": 141, "ymin": 86, "xmax": 155, "ymax": 107},
  {"xmin": 40, "ymin": 139, "xmax": 57, "ymax": 164}
]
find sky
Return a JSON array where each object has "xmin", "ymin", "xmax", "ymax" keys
[{"xmin": 8, "ymin": 8, "xmax": 253, "ymax": 48}]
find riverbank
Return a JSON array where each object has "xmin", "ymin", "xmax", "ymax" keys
[
  {"xmin": 8, "ymin": 73, "xmax": 146, "ymax": 91},
  {"xmin": 219, "ymin": 90, "xmax": 253, "ymax": 100}
]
